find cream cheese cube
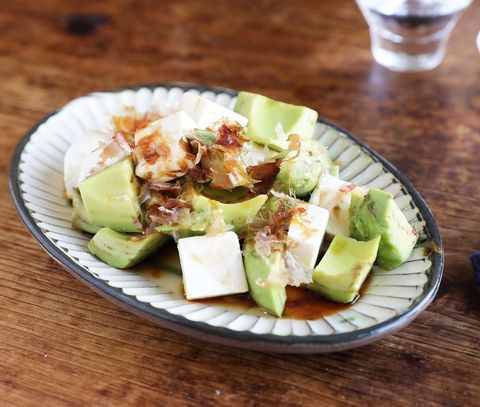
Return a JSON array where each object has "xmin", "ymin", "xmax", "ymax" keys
[
  {"xmin": 285, "ymin": 203, "xmax": 329, "ymax": 285},
  {"xmin": 78, "ymin": 150, "xmax": 124, "ymax": 186},
  {"xmin": 134, "ymin": 111, "xmax": 197, "ymax": 183},
  {"xmin": 309, "ymin": 173, "xmax": 362, "ymax": 236},
  {"xmin": 180, "ymin": 92, "xmax": 248, "ymax": 128},
  {"xmin": 288, "ymin": 204, "xmax": 329, "ymax": 270},
  {"xmin": 63, "ymin": 130, "xmax": 111, "ymax": 199},
  {"xmin": 178, "ymin": 232, "xmax": 249, "ymax": 300}
]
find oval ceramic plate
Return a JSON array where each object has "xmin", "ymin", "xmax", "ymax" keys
[{"xmin": 9, "ymin": 83, "xmax": 443, "ymax": 353}]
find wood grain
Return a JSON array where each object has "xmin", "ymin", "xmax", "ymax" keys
[{"xmin": 1, "ymin": 0, "xmax": 479, "ymax": 405}]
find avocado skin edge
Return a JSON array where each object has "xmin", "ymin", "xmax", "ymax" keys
[
  {"xmin": 350, "ymin": 188, "xmax": 418, "ymax": 270},
  {"xmin": 71, "ymin": 189, "xmax": 101, "ymax": 234},
  {"xmin": 88, "ymin": 227, "xmax": 170, "ymax": 269}
]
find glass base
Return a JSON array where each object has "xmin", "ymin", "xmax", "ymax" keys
[
  {"xmin": 369, "ymin": 30, "xmax": 449, "ymax": 73},
  {"xmin": 371, "ymin": 46, "xmax": 445, "ymax": 72}
]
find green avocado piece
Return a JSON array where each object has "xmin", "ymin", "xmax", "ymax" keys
[
  {"xmin": 308, "ymin": 139, "xmax": 339, "ymax": 177},
  {"xmin": 243, "ymin": 237, "xmax": 287, "ymax": 317},
  {"xmin": 273, "ymin": 140, "xmax": 329, "ymax": 197},
  {"xmin": 88, "ymin": 227, "xmax": 169, "ymax": 269},
  {"xmin": 348, "ymin": 188, "xmax": 366, "ymax": 230},
  {"xmin": 234, "ymin": 92, "xmax": 318, "ymax": 151},
  {"xmin": 330, "ymin": 165, "xmax": 340, "ymax": 178},
  {"xmin": 308, "ymin": 235, "xmax": 380, "ymax": 303},
  {"xmin": 79, "ymin": 159, "xmax": 143, "ymax": 233},
  {"xmin": 349, "ymin": 189, "xmax": 365, "ymax": 214},
  {"xmin": 192, "ymin": 129, "xmax": 216, "ymax": 145},
  {"xmin": 350, "ymin": 188, "xmax": 418, "ymax": 270},
  {"xmin": 71, "ymin": 189, "xmax": 101, "ymax": 234},
  {"xmin": 199, "ymin": 184, "xmax": 250, "ymax": 203},
  {"xmin": 192, "ymin": 194, "xmax": 268, "ymax": 233},
  {"xmin": 156, "ymin": 192, "xmax": 268, "ymax": 237}
]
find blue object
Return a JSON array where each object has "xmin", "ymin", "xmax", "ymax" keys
[{"xmin": 471, "ymin": 253, "xmax": 480, "ymax": 293}]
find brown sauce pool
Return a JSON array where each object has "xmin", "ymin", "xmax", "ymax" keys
[
  {"xmin": 136, "ymin": 242, "xmax": 371, "ymax": 320},
  {"xmin": 197, "ymin": 279, "xmax": 371, "ymax": 319}
]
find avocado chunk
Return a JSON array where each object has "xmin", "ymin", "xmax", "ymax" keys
[
  {"xmin": 241, "ymin": 195, "xmax": 298, "ymax": 317},
  {"xmin": 273, "ymin": 140, "xmax": 329, "ymax": 197},
  {"xmin": 88, "ymin": 227, "xmax": 169, "ymax": 269},
  {"xmin": 308, "ymin": 235, "xmax": 380, "ymax": 303},
  {"xmin": 79, "ymin": 159, "xmax": 143, "ymax": 233},
  {"xmin": 199, "ymin": 184, "xmax": 250, "ymax": 203},
  {"xmin": 193, "ymin": 194, "xmax": 268, "ymax": 233},
  {"xmin": 233, "ymin": 92, "xmax": 318, "ymax": 151},
  {"xmin": 309, "ymin": 139, "xmax": 339, "ymax": 177},
  {"xmin": 71, "ymin": 189, "xmax": 101, "ymax": 234},
  {"xmin": 243, "ymin": 237, "xmax": 287, "ymax": 317},
  {"xmin": 349, "ymin": 188, "xmax": 365, "ymax": 215},
  {"xmin": 156, "ymin": 190, "xmax": 267, "ymax": 237},
  {"xmin": 350, "ymin": 188, "xmax": 418, "ymax": 270},
  {"xmin": 330, "ymin": 165, "xmax": 340, "ymax": 178}
]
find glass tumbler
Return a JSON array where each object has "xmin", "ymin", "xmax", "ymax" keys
[{"xmin": 355, "ymin": 0, "xmax": 474, "ymax": 72}]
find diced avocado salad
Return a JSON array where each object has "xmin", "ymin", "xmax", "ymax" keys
[{"xmin": 64, "ymin": 90, "xmax": 419, "ymax": 317}]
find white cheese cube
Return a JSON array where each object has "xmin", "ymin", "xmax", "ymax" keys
[
  {"xmin": 180, "ymin": 92, "xmax": 248, "ymax": 128},
  {"xmin": 285, "ymin": 204, "xmax": 329, "ymax": 285},
  {"xmin": 76, "ymin": 142, "xmax": 126, "ymax": 185},
  {"xmin": 178, "ymin": 232, "xmax": 249, "ymax": 300},
  {"xmin": 134, "ymin": 111, "xmax": 197, "ymax": 183},
  {"xmin": 309, "ymin": 173, "xmax": 363, "ymax": 236},
  {"xmin": 63, "ymin": 130, "xmax": 111, "ymax": 199}
]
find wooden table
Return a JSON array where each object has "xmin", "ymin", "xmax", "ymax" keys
[{"xmin": 1, "ymin": 1, "xmax": 479, "ymax": 405}]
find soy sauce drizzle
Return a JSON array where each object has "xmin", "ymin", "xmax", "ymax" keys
[
  {"xmin": 197, "ymin": 278, "xmax": 371, "ymax": 320},
  {"xmin": 138, "ymin": 248, "xmax": 372, "ymax": 320}
]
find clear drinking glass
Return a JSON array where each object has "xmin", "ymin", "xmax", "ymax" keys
[{"xmin": 355, "ymin": 0, "xmax": 474, "ymax": 72}]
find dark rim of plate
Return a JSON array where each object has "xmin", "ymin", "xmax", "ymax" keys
[{"xmin": 9, "ymin": 82, "xmax": 444, "ymax": 350}]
